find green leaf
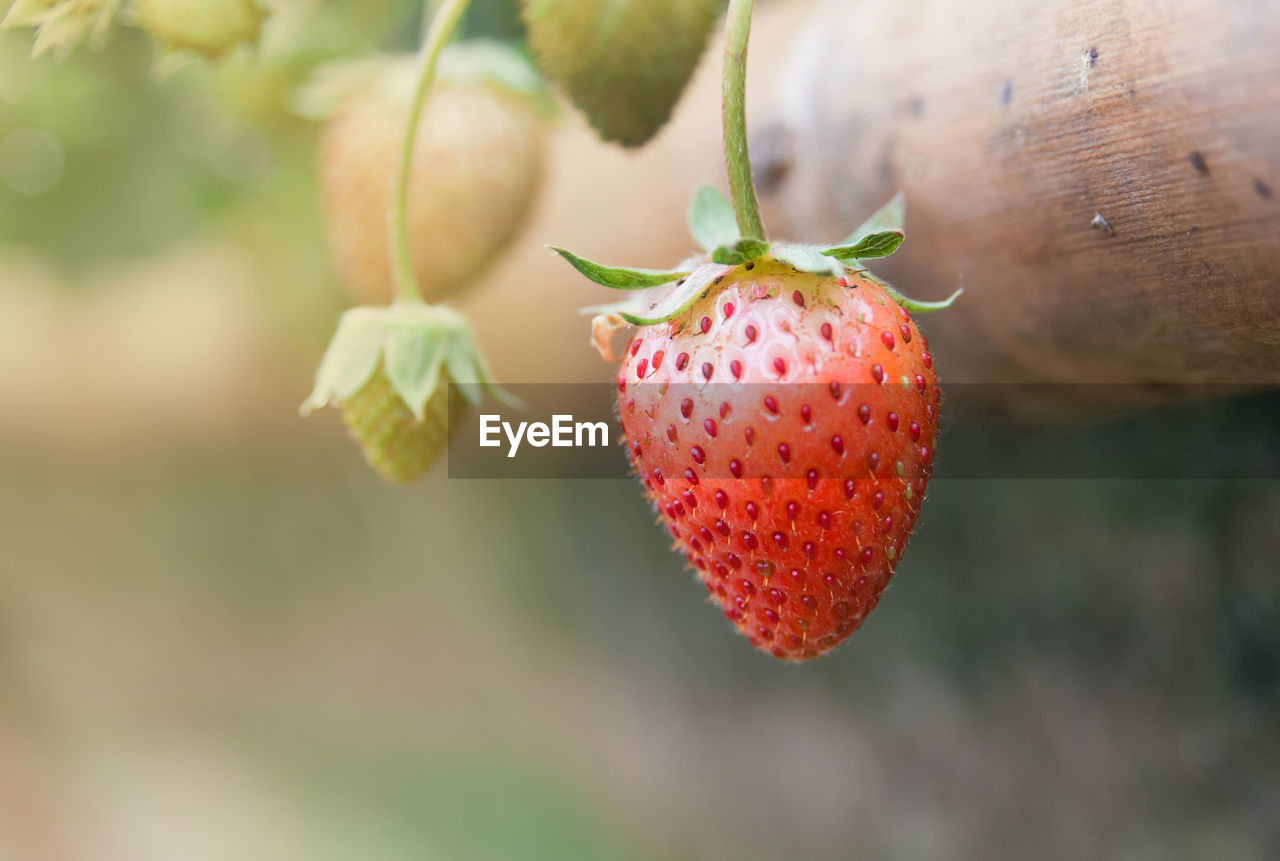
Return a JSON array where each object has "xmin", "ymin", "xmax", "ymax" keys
[
  {"xmin": 711, "ymin": 238, "xmax": 770, "ymax": 266},
  {"xmin": 300, "ymin": 308, "xmax": 386, "ymax": 415},
  {"xmin": 383, "ymin": 322, "xmax": 444, "ymax": 420},
  {"xmin": 840, "ymin": 192, "xmax": 906, "ymax": 245},
  {"xmin": 772, "ymin": 244, "xmax": 844, "ymax": 278},
  {"xmin": 443, "ymin": 328, "xmax": 483, "ymax": 402},
  {"xmin": 440, "ymin": 329, "xmax": 523, "ymax": 409},
  {"xmin": 550, "ymin": 246, "xmax": 689, "ymax": 290},
  {"xmin": 469, "ymin": 346, "xmax": 523, "ymax": 409},
  {"xmin": 1, "ymin": 0, "xmax": 47, "ymax": 28},
  {"xmin": 615, "ymin": 263, "xmax": 731, "ymax": 325},
  {"xmin": 687, "ymin": 184, "xmax": 739, "ymax": 253},
  {"xmin": 864, "ymin": 273, "xmax": 963, "ymax": 313},
  {"xmin": 822, "ymin": 230, "xmax": 905, "ymax": 261}
]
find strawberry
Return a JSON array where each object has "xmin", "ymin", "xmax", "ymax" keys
[
  {"xmin": 521, "ymin": 0, "xmax": 722, "ymax": 147},
  {"xmin": 558, "ymin": 189, "xmax": 959, "ymax": 659},
  {"xmin": 339, "ymin": 363, "xmax": 461, "ymax": 485},
  {"xmin": 618, "ymin": 264, "xmax": 938, "ymax": 660},
  {"xmin": 133, "ymin": 0, "xmax": 266, "ymax": 60},
  {"xmin": 302, "ymin": 304, "xmax": 510, "ymax": 484},
  {"xmin": 301, "ymin": 46, "xmax": 548, "ymax": 306}
]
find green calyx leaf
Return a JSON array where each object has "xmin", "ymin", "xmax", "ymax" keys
[
  {"xmin": 821, "ymin": 229, "xmax": 905, "ymax": 261},
  {"xmin": 841, "ymin": 191, "xmax": 906, "ymax": 245},
  {"xmin": 301, "ymin": 304, "xmax": 516, "ymax": 420},
  {"xmin": 583, "ymin": 262, "xmax": 732, "ymax": 326},
  {"xmin": 862, "ymin": 272, "xmax": 963, "ymax": 314},
  {"xmin": 382, "ymin": 319, "xmax": 446, "ymax": 417},
  {"xmin": 688, "ymin": 184, "xmax": 740, "ymax": 253},
  {"xmin": 772, "ymin": 243, "xmax": 845, "ymax": 279},
  {"xmin": 2, "ymin": 0, "xmax": 118, "ymax": 58},
  {"xmin": 711, "ymin": 238, "xmax": 770, "ymax": 266},
  {"xmin": 549, "ymin": 246, "xmax": 689, "ymax": 290},
  {"xmin": 301, "ymin": 307, "xmax": 387, "ymax": 414},
  {"xmin": 1, "ymin": 0, "xmax": 47, "ymax": 29}
]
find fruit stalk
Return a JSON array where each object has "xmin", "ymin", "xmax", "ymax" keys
[
  {"xmin": 722, "ymin": 0, "xmax": 764, "ymax": 241},
  {"xmin": 391, "ymin": 0, "xmax": 474, "ymax": 305}
]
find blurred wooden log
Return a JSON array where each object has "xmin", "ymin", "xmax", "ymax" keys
[{"xmin": 760, "ymin": 0, "xmax": 1280, "ymax": 409}]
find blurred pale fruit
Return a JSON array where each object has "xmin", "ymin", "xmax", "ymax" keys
[{"xmin": 316, "ymin": 62, "xmax": 545, "ymax": 305}]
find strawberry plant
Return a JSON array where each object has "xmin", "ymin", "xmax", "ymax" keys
[
  {"xmin": 4, "ymin": 0, "xmax": 960, "ymax": 656},
  {"xmin": 552, "ymin": 0, "xmax": 960, "ymax": 659},
  {"xmin": 301, "ymin": 0, "xmax": 518, "ymax": 484}
]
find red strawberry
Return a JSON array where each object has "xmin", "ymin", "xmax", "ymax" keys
[
  {"xmin": 616, "ymin": 261, "xmax": 939, "ymax": 659},
  {"xmin": 558, "ymin": 189, "xmax": 959, "ymax": 660}
]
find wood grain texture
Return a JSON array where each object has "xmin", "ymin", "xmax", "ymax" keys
[{"xmin": 762, "ymin": 0, "xmax": 1280, "ymax": 409}]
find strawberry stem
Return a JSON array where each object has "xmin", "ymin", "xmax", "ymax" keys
[
  {"xmin": 722, "ymin": 0, "xmax": 765, "ymax": 242},
  {"xmin": 391, "ymin": 0, "xmax": 473, "ymax": 305}
]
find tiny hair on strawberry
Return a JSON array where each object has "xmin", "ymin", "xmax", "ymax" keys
[{"xmin": 554, "ymin": 0, "xmax": 960, "ymax": 660}]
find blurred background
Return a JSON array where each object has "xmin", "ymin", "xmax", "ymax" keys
[{"xmin": 1, "ymin": 0, "xmax": 1278, "ymax": 859}]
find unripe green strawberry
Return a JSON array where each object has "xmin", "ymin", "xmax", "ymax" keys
[
  {"xmin": 134, "ymin": 0, "xmax": 265, "ymax": 59},
  {"xmin": 341, "ymin": 364, "xmax": 462, "ymax": 484},
  {"xmin": 522, "ymin": 0, "xmax": 722, "ymax": 146},
  {"xmin": 302, "ymin": 304, "xmax": 512, "ymax": 484},
  {"xmin": 305, "ymin": 47, "xmax": 547, "ymax": 305}
]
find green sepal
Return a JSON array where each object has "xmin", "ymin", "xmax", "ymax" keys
[
  {"xmin": 862, "ymin": 272, "xmax": 963, "ymax": 313},
  {"xmin": 1, "ymin": 0, "xmax": 46, "ymax": 28},
  {"xmin": 711, "ymin": 238, "xmax": 770, "ymax": 266},
  {"xmin": 617, "ymin": 263, "xmax": 731, "ymax": 325},
  {"xmin": 301, "ymin": 307, "xmax": 387, "ymax": 414},
  {"xmin": 3, "ymin": 0, "xmax": 117, "ymax": 58},
  {"xmin": 383, "ymin": 320, "xmax": 445, "ymax": 418},
  {"xmin": 445, "ymin": 329, "xmax": 520, "ymax": 408},
  {"xmin": 301, "ymin": 304, "xmax": 518, "ymax": 420},
  {"xmin": 840, "ymin": 192, "xmax": 906, "ymax": 245},
  {"xmin": 582, "ymin": 262, "xmax": 732, "ymax": 326},
  {"xmin": 772, "ymin": 244, "xmax": 844, "ymax": 279},
  {"xmin": 549, "ymin": 246, "xmax": 689, "ymax": 290},
  {"xmin": 822, "ymin": 230, "xmax": 905, "ymax": 261},
  {"xmin": 687, "ymin": 184, "xmax": 740, "ymax": 254}
]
